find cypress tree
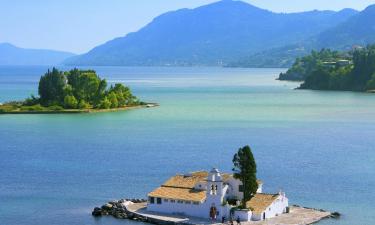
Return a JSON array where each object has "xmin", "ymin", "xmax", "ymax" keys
[{"xmin": 232, "ymin": 145, "xmax": 258, "ymax": 208}]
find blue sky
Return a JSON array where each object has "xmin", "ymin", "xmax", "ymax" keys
[{"xmin": 1, "ymin": 0, "xmax": 374, "ymax": 53}]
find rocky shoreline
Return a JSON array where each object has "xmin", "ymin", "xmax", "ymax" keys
[
  {"xmin": 92, "ymin": 199, "xmax": 340, "ymax": 225},
  {"xmin": 92, "ymin": 198, "xmax": 148, "ymax": 220}
]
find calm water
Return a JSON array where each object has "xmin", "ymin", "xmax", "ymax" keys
[{"xmin": 0, "ymin": 66, "xmax": 374, "ymax": 225}]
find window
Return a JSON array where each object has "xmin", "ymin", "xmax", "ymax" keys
[
  {"xmin": 193, "ymin": 201, "xmax": 199, "ymax": 205},
  {"xmin": 211, "ymin": 185, "xmax": 214, "ymax": 190},
  {"xmin": 149, "ymin": 197, "xmax": 155, "ymax": 204},
  {"xmin": 171, "ymin": 200, "xmax": 176, "ymax": 203},
  {"xmin": 269, "ymin": 207, "xmax": 271, "ymax": 211},
  {"xmin": 215, "ymin": 185, "xmax": 218, "ymax": 190},
  {"xmin": 185, "ymin": 201, "xmax": 191, "ymax": 204},
  {"xmin": 177, "ymin": 200, "xmax": 183, "ymax": 204},
  {"xmin": 239, "ymin": 185, "xmax": 244, "ymax": 192},
  {"xmin": 157, "ymin": 198, "xmax": 162, "ymax": 204},
  {"xmin": 164, "ymin": 199, "xmax": 169, "ymax": 202}
]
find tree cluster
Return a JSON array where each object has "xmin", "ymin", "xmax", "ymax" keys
[
  {"xmin": 26, "ymin": 68, "xmax": 139, "ymax": 109},
  {"xmin": 299, "ymin": 45, "xmax": 375, "ymax": 91},
  {"xmin": 278, "ymin": 48, "xmax": 347, "ymax": 81}
]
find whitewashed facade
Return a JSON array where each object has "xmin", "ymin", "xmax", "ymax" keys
[{"xmin": 147, "ymin": 168, "xmax": 288, "ymax": 221}]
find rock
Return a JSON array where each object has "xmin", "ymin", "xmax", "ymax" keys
[
  {"xmin": 102, "ymin": 203, "xmax": 113, "ymax": 210},
  {"xmin": 92, "ymin": 207, "xmax": 102, "ymax": 217},
  {"xmin": 331, "ymin": 212, "xmax": 341, "ymax": 218},
  {"xmin": 127, "ymin": 212, "xmax": 134, "ymax": 219},
  {"xmin": 114, "ymin": 212, "xmax": 124, "ymax": 219}
]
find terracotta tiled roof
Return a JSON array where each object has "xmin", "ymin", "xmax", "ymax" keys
[
  {"xmin": 246, "ymin": 193, "xmax": 279, "ymax": 214},
  {"xmin": 148, "ymin": 170, "xmax": 263, "ymax": 202},
  {"xmin": 148, "ymin": 186, "xmax": 206, "ymax": 202},
  {"xmin": 162, "ymin": 174, "xmax": 205, "ymax": 189}
]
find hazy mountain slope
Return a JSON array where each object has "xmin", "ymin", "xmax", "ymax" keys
[
  {"xmin": 314, "ymin": 5, "xmax": 375, "ymax": 50},
  {"xmin": 0, "ymin": 43, "xmax": 75, "ymax": 66},
  {"xmin": 65, "ymin": 0, "xmax": 357, "ymax": 66}
]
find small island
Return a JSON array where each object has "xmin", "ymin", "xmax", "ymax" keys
[
  {"xmin": 91, "ymin": 145, "xmax": 339, "ymax": 225},
  {"xmin": 0, "ymin": 68, "xmax": 156, "ymax": 114},
  {"xmin": 279, "ymin": 45, "xmax": 375, "ymax": 93}
]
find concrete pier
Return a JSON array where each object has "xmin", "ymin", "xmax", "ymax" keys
[{"xmin": 124, "ymin": 202, "xmax": 335, "ymax": 225}]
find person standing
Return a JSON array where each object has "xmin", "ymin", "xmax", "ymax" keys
[{"xmin": 236, "ymin": 216, "xmax": 241, "ymax": 225}]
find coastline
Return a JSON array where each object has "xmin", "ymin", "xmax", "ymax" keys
[
  {"xmin": 92, "ymin": 200, "xmax": 339, "ymax": 225},
  {"xmin": 0, "ymin": 103, "xmax": 159, "ymax": 114}
]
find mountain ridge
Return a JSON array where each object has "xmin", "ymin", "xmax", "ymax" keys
[
  {"xmin": 65, "ymin": 0, "xmax": 359, "ymax": 66},
  {"xmin": 0, "ymin": 43, "xmax": 76, "ymax": 66}
]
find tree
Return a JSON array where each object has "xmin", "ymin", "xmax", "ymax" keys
[
  {"xmin": 232, "ymin": 145, "xmax": 258, "ymax": 208},
  {"xmin": 38, "ymin": 68, "xmax": 67, "ymax": 106},
  {"xmin": 366, "ymin": 73, "xmax": 375, "ymax": 90},
  {"xmin": 108, "ymin": 92, "xmax": 119, "ymax": 108},
  {"xmin": 98, "ymin": 97, "xmax": 111, "ymax": 109},
  {"xmin": 35, "ymin": 68, "xmax": 139, "ymax": 110},
  {"xmin": 64, "ymin": 95, "xmax": 78, "ymax": 109}
]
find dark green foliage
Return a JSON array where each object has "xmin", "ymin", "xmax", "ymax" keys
[
  {"xmin": 30, "ymin": 68, "xmax": 139, "ymax": 109},
  {"xmin": 232, "ymin": 145, "xmax": 258, "ymax": 208},
  {"xmin": 38, "ymin": 68, "xmax": 67, "ymax": 106},
  {"xmin": 366, "ymin": 74, "xmax": 375, "ymax": 90},
  {"xmin": 298, "ymin": 45, "xmax": 375, "ymax": 91},
  {"xmin": 278, "ymin": 49, "xmax": 347, "ymax": 81},
  {"xmin": 23, "ymin": 95, "xmax": 40, "ymax": 106}
]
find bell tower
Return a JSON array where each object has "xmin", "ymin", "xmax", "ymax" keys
[{"xmin": 207, "ymin": 168, "xmax": 223, "ymax": 196}]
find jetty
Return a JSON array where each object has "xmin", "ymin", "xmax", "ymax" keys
[{"xmin": 92, "ymin": 200, "xmax": 339, "ymax": 225}]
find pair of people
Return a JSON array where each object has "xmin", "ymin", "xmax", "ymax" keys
[{"xmin": 222, "ymin": 216, "xmax": 241, "ymax": 225}]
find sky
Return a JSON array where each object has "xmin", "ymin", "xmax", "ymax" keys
[{"xmin": 1, "ymin": 0, "xmax": 374, "ymax": 54}]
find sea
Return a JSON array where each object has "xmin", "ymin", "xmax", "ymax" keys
[{"xmin": 0, "ymin": 66, "xmax": 374, "ymax": 225}]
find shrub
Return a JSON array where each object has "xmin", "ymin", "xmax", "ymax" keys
[
  {"xmin": 98, "ymin": 97, "xmax": 111, "ymax": 109},
  {"xmin": 21, "ymin": 104, "xmax": 45, "ymax": 111},
  {"xmin": 64, "ymin": 95, "xmax": 78, "ymax": 109},
  {"xmin": 78, "ymin": 100, "xmax": 91, "ymax": 109},
  {"xmin": 47, "ymin": 105, "xmax": 64, "ymax": 111}
]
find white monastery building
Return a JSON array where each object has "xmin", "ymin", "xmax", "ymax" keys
[{"xmin": 147, "ymin": 168, "xmax": 288, "ymax": 221}]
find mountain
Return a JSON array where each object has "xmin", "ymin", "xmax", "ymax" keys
[
  {"xmin": 314, "ymin": 5, "xmax": 375, "ymax": 50},
  {"xmin": 0, "ymin": 43, "xmax": 75, "ymax": 66},
  {"xmin": 230, "ymin": 6, "xmax": 375, "ymax": 68},
  {"xmin": 65, "ymin": 0, "xmax": 357, "ymax": 66},
  {"xmin": 227, "ymin": 44, "xmax": 311, "ymax": 68}
]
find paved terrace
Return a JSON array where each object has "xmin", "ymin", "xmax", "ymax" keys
[{"xmin": 127, "ymin": 203, "xmax": 333, "ymax": 225}]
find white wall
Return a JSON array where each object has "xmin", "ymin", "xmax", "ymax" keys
[
  {"xmin": 233, "ymin": 210, "xmax": 252, "ymax": 221},
  {"xmin": 147, "ymin": 198, "xmax": 231, "ymax": 219},
  {"xmin": 251, "ymin": 195, "xmax": 288, "ymax": 221}
]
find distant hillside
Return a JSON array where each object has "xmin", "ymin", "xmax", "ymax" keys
[
  {"xmin": 230, "ymin": 5, "xmax": 375, "ymax": 68},
  {"xmin": 227, "ymin": 44, "xmax": 311, "ymax": 68},
  {"xmin": 314, "ymin": 5, "xmax": 375, "ymax": 50},
  {"xmin": 0, "ymin": 43, "xmax": 75, "ymax": 66},
  {"xmin": 65, "ymin": 0, "xmax": 357, "ymax": 66},
  {"xmin": 277, "ymin": 45, "xmax": 375, "ymax": 92}
]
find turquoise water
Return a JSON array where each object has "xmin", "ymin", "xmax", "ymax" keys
[{"xmin": 0, "ymin": 66, "xmax": 374, "ymax": 225}]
